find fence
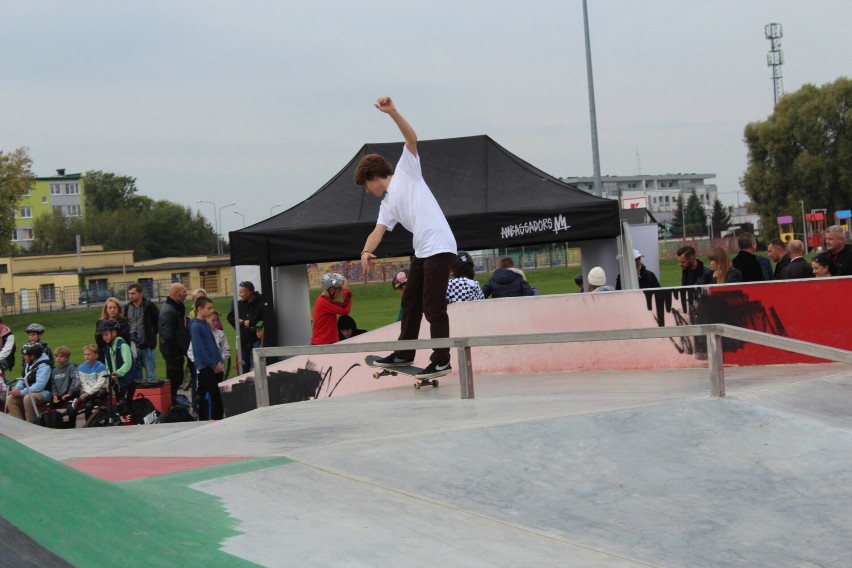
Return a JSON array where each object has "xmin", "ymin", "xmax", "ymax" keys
[
  {"xmin": 309, "ymin": 243, "xmax": 583, "ymax": 288},
  {"xmin": 252, "ymin": 324, "xmax": 852, "ymax": 405},
  {"xmin": 2, "ymin": 275, "xmax": 235, "ymax": 316}
]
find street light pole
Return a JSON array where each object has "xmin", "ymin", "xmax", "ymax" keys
[
  {"xmin": 270, "ymin": 203, "xmax": 283, "ymax": 215},
  {"xmin": 800, "ymin": 200, "xmax": 808, "ymax": 255},
  {"xmin": 217, "ymin": 202, "xmax": 237, "ymax": 255},
  {"xmin": 197, "ymin": 199, "xmax": 218, "ymax": 254},
  {"xmin": 234, "ymin": 210, "xmax": 246, "ymax": 228}
]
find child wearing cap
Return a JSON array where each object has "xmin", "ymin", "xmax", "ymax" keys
[{"xmin": 446, "ymin": 251, "xmax": 485, "ymax": 304}]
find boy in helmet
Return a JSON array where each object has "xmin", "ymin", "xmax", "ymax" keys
[
  {"xmin": 6, "ymin": 342, "xmax": 52, "ymax": 422},
  {"xmin": 98, "ymin": 319, "xmax": 138, "ymax": 409},
  {"xmin": 311, "ymin": 273, "xmax": 351, "ymax": 345},
  {"xmin": 356, "ymin": 97, "xmax": 457, "ymax": 380},
  {"xmin": 26, "ymin": 323, "xmax": 54, "ymax": 368}
]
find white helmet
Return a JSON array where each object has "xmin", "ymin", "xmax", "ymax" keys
[{"xmin": 321, "ymin": 272, "xmax": 345, "ymax": 291}]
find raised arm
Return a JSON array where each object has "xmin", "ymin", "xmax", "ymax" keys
[{"xmin": 375, "ymin": 97, "xmax": 417, "ymax": 156}]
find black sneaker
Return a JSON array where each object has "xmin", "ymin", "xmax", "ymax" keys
[
  {"xmin": 373, "ymin": 354, "xmax": 415, "ymax": 368},
  {"xmin": 415, "ymin": 361, "xmax": 452, "ymax": 380}
]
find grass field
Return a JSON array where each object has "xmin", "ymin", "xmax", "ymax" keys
[{"xmin": 0, "ymin": 256, "xmax": 716, "ymax": 377}]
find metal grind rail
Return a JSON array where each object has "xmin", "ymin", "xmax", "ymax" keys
[{"xmin": 252, "ymin": 324, "xmax": 852, "ymax": 405}]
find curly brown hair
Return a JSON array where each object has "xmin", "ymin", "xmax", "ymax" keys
[{"xmin": 354, "ymin": 154, "xmax": 394, "ymax": 186}]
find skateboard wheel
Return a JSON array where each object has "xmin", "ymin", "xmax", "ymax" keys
[
  {"xmin": 390, "ymin": 371, "xmax": 398, "ymax": 376},
  {"xmin": 414, "ymin": 382, "xmax": 421, "ymax": 389},
  {"xmin": 432, "ymin": 380, "xmax": 439, "ymax": 387},
  {"xmin": 372, "ymin": 372, "xmax": 380, "ymax": 380}
]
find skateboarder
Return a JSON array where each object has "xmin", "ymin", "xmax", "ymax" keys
[{"xmin": 355, "ymin": 97, "xmax": 457, "ymax": 380}]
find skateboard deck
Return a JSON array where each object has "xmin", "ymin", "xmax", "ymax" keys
[{"xmin": 365, "ymin": 355, "xmax": 439, "ymax": 389}]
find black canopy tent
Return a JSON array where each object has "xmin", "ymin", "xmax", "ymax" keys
[
  {"xmin": 229, "ymin": 135, "xmax": 620, "ymax": 266},
  {"xmin": 229, "ymin": 135, "xmax": 621, "ymax": 349}
]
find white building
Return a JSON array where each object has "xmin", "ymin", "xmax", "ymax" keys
[{"xmin": 562, "ymin": 173, "xmax": 718, "ymax": 218}]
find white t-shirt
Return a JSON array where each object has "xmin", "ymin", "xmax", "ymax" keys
[{"xmin": 376, "ymin": 147, "xmax": 457, "ymax": 258}]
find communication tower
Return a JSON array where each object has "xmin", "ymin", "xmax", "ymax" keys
[{"xmin": 765, "ymin": 23, "xmax": 784, "ymax": 106}]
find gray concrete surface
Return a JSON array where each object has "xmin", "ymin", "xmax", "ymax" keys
[{"xmin": 5, "ymin": 363, "xmax": 852, "ymax": 567}]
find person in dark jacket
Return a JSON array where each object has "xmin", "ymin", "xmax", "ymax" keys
[
  {"xmin": 227, "ymin": 281, "xmax": 265, "ymax": 374},
  {"xmin": 616, "ymin": 249, "xmax": 661, "ymax": 289},
  {"xmin": 779, "ymin": 240, "xmax": 814, "ymax": 279},
  {"xmin": 94, "ymin": 297, "xmax": 131, "ymax": 364},
  {"xmin": 337, "ymin": 315, "xmax": 366, "ymax": 342},
  {"xmin": 825, "ymin": 225, "xmax": 852, "ymax": 276},
  {"xmin": 677, "ymin": 245, "xmax": 714, "ymax": 285},
  {"xmin": 125, "ymin": 283, "xmax": 160, "ymax": 380},
  {"xmin": 482, "ymin": 257, "xmax": 535, "ymax": 298},
  {"xmin": 767, "ymin": 238, "xmax": 791, "ymax": 279},
  {"xmin": 731, "ymin": 232, "xmax": 765, "ymax": 282},
  {"xmin": 158, "ymin": 283, "xmax": 189, "ymax": 403},
  {"xmin": 708, "ymin": 247, "xmax": 742, "ymax": 283}
]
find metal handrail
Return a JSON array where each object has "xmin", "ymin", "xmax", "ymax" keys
[{"xmin": 250, "ymin": 324, "xmax": 852, "ymax": 405}]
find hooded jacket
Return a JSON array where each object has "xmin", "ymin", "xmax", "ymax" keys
[{"xmin": 482, "ymin": 268, "xmax": 534, "ymax": 299}]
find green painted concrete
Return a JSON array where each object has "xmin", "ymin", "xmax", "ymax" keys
[{"xmin": 0, "ymin": 436, "xmax": 291, "ymax": 567}]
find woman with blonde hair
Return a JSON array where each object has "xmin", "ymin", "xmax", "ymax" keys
[
  {"xmin": 94, "ymin": 297, "xmax": 131, "ymax": 361},
  {"xmin": 708, "ymin": 247, "xmax": 743, "ymax": 284}
]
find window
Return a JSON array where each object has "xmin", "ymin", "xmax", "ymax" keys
[
  {"xmin": 15, "ymin": 228, "xmax": 34, "ymax": 241},
  {"xmin": 67, "ymin": 204, "xmax": 81, "ymax": 217},
  {"xmin": 171, "ymin": 272, "xmax": 190, "ymax": 284},
  {"xmin": 65, "ymin": 183, "xmax": 79, "ymax": 194},
  {"xmin": 50, "ymin": 184, "xmax": 61, "ymax": 195},
  {"xmin": 52, "ymin": 206, "xmax": 63, "ymax": 215},
  {"xmin": 0, "ymin": 264, "xmax": 7, "ymax": 274},
  {"xmin": 42, "ymin": 197, "xmax": 48, "ymax": 204},
  {"xmin": 20, "ymin": 207, "xmax": 32, "ymax": 218},
  {"xmin": 40, "ymin": 284, "xmax": 56, "ymax": 302},
  {"xmin": 87, "ymin": 279, "xmax": 109, "ymax": 291}
]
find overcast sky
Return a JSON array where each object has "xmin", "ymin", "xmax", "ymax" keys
[{"xmin": 3, "ymin": 1, "xmax": 850, "ymax": 241}]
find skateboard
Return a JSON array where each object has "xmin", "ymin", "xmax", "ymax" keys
[{"xmin": 364, "ymin": 355, "xmax": 439, "ymax": 389}]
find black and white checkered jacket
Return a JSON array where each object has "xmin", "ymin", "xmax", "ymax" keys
[{"xmin": 446, "ymin": 277, "xmax": 485, "ymax": 304}]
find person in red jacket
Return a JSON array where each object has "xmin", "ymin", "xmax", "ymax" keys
[{"xmin": 311, "ymin": 273, "xmax": 351, "ymax": 345}]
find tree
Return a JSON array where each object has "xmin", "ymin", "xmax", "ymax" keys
[
  {"xmin": 709, "ymin": 199, "xmax": 731, "ymax": 239},
  {"xmin": 30, "ymin": 210, "xmax": 85, "ymax": 254},
  {"xmin": 742, "ymin": 77, "xmax": 852, "ymax": 238},
  {"xmin": 83, "ymin": 170, "xmax": 144, "ymax": 213},
  {"xmin": 671, "ymin": 194, "xmax": 685, "ymax": 237},
  {"xmin": 0, "ymin": 147, "xmax": 35, "ymax": 255},
  {"xmin": 139, "ymin": 200, "xmax": 217, "ymax": 259},
  {"xmin": 684, "ymin": 191, "xmax": 708, "ymax": 237}
]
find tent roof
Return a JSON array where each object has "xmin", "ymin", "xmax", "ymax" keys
[{"xmin": 230, "ymin": 135, "xmax": 619, "ymax": 266}]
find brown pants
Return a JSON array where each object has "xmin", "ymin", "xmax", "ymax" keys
[
  {"xmin": 396, "ymin": 253, "xmax": 455, "ymax": 365},
  {"xmin": 6, "ymin": 392, "xmax": 46, "ymax": 422}
]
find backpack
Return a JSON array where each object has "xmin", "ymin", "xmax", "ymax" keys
[
  {"xmin": 130, "ymin": 393, "xmax": 160, "ymax": 425},
  {"xmin": 159, "ymin": 404, "xmax": 196, "ymax": 423},
  {"xmin": 37, "ymin": 408, "xmax": 69, "ymax": 429}
]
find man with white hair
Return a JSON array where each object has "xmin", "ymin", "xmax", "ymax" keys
[
  {"xmin": 825, "ymin": 225, "xmax": 852, "ymax": 276},
  {"xmin": 779, "ymin": 240, "xmax": 814, "ymax": 279}
]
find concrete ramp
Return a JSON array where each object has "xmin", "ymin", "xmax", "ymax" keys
[{"xmin": 2, "ymin": 363, "xmax": 852, "ymax": 567}]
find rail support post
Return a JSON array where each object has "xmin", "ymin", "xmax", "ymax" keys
[
  {"xmin": 456, "ymin": 342, "xmax": 474, "ymax": 399},
  {"xmin": 254, "ymin": 347, "xmax": 270, "ymax": 408},
  {"xmin": 707, "ymin": 331, "xmax": 725, "ymax": 397}
]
